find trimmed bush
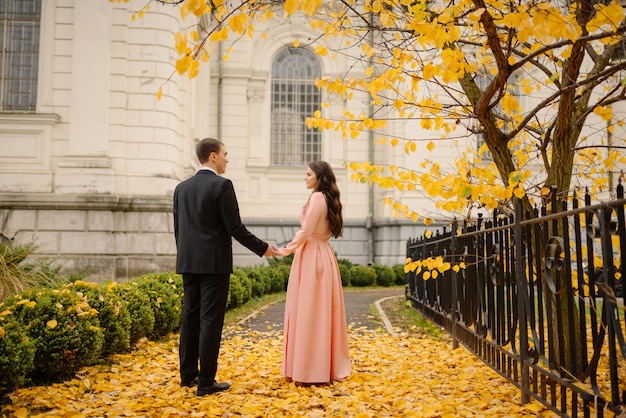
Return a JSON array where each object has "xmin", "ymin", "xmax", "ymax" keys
[
  {"xmin": 350, "ymin": 265, "xmax": 376, "ymax": 287},
  {"xmin": 269, "ymin": 265, "xmax": 289, "ymax": 292},
  {"xmin": 2, "ymin": 287, "xmax": 104, "ymax": 379},
  {"xmin": 228, "ymin": 269, "xmax": 251, "ymax": 309},
  {"xmin": 337, "ymin": 258, "xmax": 353, "ymax": 268},
  {"xmin": 337, "ymin": 258, "xmax": 353, "ymax": 287},
  {"xmin": 69, "ymin": 281, "xmax": 132, "ymax": 356},
  {"xmin": 373, "ymin": 264, "xmax": 395, "ymax": 287},
  {"xmin": 257, "ymin": 267, "xmax": 273, "ymax": 294},
  {"xmin": 135, "ymin": 275, "xmax": 182, "ymax": 340},
  {"xmin": 0, "ymin": 309, "xmax": 35, "ymax": 397},
  {"xmin": 392, "ymin": 264, "xmax": 407, "ymax": 285},
  {"xmin": 110, "ymin": 281, "xmax": 155, "ymax": 346},
  {"xmin": 243, "ymin": 266, "xmax": 268, "ymax": 299},
  {"xmin": 236, "ymin": 268, "xmax": 252, "ymax": 304},
  {"xmin": 338, "ymin": 263, "xmax": 352, "ymax": 286},
  {"xmin": 151, "ymin": 273, "xmax": 184, "ymax": 334}
]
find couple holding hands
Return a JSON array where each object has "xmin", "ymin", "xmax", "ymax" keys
[{"xmin": 173, "ymin": 137, "xmax": 351, "ymax": 396}]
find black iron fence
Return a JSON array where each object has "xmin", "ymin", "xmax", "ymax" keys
[{"xmin": 406, "ymin": 182, "xmax": 625, "ymax": 417}]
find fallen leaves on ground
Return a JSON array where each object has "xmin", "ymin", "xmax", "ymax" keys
[{"xmin": 2, "ymin": 325, "xmax": 558, "ymax": 417}]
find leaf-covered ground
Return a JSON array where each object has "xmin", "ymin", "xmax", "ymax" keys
[{"xmin": 2, "ymin": 310, "xmax": 561, "ymax": 418}]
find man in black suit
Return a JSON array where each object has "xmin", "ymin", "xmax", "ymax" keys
[{"xmin": 173, "ymin": 137, "xmax": 278, "ymax": 396}]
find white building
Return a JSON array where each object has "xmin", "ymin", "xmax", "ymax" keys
[
  {"xmin": 1, "ymin": 1, "xmax": 622, "ymax": 282},
  {"xmin": 0, "ymin": 0, "xmax": 432, "ymax": 281}
]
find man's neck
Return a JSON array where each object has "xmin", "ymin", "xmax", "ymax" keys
[{"xmin": 200, "ymin": 165, "xmax": 218, "ymax": 175}]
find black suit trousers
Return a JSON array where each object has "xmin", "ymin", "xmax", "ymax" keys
[{"xmin": 179, "ymin": 273, "xmax": 230, "ymax": 386}]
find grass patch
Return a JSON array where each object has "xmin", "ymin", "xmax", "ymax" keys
[{"xmin": 377, "ymin": 297, "xmax": 448, "ymax": 340}]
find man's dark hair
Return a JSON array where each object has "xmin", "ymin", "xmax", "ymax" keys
[{"xmin": 196, "ymin": 137, "xmax": 223, "ymax": 164}]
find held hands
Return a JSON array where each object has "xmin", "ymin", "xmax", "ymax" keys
[
  {"xmin": 264, "ymin": 244, "xmax": 280, "ymax": 257},
  {"xmin": 263, "ymin": 244, "xmax": 289, "ymax": 257}
]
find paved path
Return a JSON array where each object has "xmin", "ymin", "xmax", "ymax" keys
[{"xmin": 231, "ymin": 287, "xmax": 405, "ymax": 333}]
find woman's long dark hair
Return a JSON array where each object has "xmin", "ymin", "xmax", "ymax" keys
[{"xmin": 309, "ymin": 161, "xmax": 343, "ymax": 238}]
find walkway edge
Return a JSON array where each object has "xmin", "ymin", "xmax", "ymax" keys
[
  {"xmin": 374, "ymin": 295, "xmax": 404, "ymax": 338},
  {"xmin": 229, "ymin": 301, "xmax": 281, "ymax": 330}
]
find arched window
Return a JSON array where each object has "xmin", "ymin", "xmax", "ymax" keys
[{"xmin": 271, "ymin": 48, "xmax": 321, "ymax": 166}]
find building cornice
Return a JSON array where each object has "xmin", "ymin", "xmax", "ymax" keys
[{"xmin": 0, "ymin": 193, "xmax": 172, "ymax": 212}]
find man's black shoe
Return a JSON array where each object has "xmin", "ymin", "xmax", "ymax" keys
[
  {"xmin": 197, "ymin": 381, "xmax": 230, "ymax": 396},
  {"xmin": 181, "ymin": 377, "xmax": 199, "ymax": 388}
]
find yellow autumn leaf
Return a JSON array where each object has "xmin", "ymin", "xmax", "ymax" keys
[
  {"xmin": 314, "ymin": 45, "xmax": 328, "ymax": 56},
  {"xmin": 228, "ymin": 13, "xmax": 249, "ymax": 34},
  {"xmin": 11, "ymin": 408, "xmax": 29, "ymax": 418},
  {"xmin": 593, "ymin": 105, "xmax": 612, "ymax": 122},
  {"xmin": 404, "ymin": 141, "xmax": 417, "ymax": 155},
  {"xmin": 362, "ymin": 43, "xmax": 379, "ymax": 58},
  {"xmin": 46, "ymin": 319, "xmax": 58, "ymax": 329},
  {"xmin": 188, "ymin": 59, "xmax": 199, "ymax": 79},
  {"xmin": 422, "ymin": 63, "xmax": 438, "ymax": 80},
  {"xmin": 468, "ymin": 8, "xmax": 485, "ymax": 22},
  {"xmin": 587, "ymin": 3, "xmax": 624, "ymax": 32},
  {"xmin": 1, "ymin": 299, "xmax": 561, "ymax": 418},
  {"xmin": 175, "ymin": 55, "xmax": 192, "ymax": 75},
  {"xmin": 174, "ymin": 32, "xmax": 188, "ymax": 55},
  {"xmin": 0, "ymin": 327, "xmax": 4, "ymax": 338},
  {"xmin": 508, "ymin": 171, "xmax": 522, "ymax": 186},
  {"xmin": 501, "ymin": 94, "xmax": 521, "ymax": 115},
  {"xmin": 427, "ymin": 141, "xmax": 435, "ymax": 151}
]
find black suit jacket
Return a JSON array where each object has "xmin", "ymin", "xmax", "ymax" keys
[{"xmin": 173, "ymin": 170, "xmax": 268, "ymax": 274}]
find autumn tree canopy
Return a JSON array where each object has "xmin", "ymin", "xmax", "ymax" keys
[{"xmin": 116, "ymin": 0, "xmax": 626, "ymax": 222}]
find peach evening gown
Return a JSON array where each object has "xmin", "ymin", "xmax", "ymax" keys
[{"xmin": 277, "ymin": 191, "xmax": 351, "ymax": 384}]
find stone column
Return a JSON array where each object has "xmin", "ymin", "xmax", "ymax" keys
[
  {"xmin": 55, "ymin": 0, "xmax": 113, "ymax": 194},
  {"xmin": 246, "ymin": 74, "xmax": 269, "ymax": 167}
]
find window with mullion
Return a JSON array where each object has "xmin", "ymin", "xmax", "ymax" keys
[
  {"xmin": 0, "ymin": 0, "xmax": 41, "ymax": 111},
  {"xmin": 270, "ymin": 48, "xmax": 321, "ymax": 166}
]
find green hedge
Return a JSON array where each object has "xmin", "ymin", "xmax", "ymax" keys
[
  {"xmin": 70, "ymin": 281, "xmax": 132, "ymax": 356},
  {"xmin": 228, "ymin": 268, "xmax": 252, "ymax": 309},
  {"xmin": 338, "ymin": 258, "xmax": 353, "ymax": 286},
  {"xmin": 0, "ymin": 260, "xmax": 405, "ymax": 398},
  {"xmin": 0, "ymin": 311, "xmax": 35, "ymax": 395},
  {"xmin": 134, "ymin": 273, "xmax": 183, "ymax": 340},
  {"xmin": 372, "ymin": 264, "xmax": 395, "ymax": 287},
  {"xmin": 2, "ymin": 286, "xmax": 104, "ymax": 379},
  {"xmin": 110, "ymin": 281, "xmax": 155, "ymax": 346},
  {"xmin": 392, "ymin": 263, "xmax": 407, "ymax": 285},
  {"xmin": 350, "ymin": 265, "xmax": 377, "ymax": 286}
]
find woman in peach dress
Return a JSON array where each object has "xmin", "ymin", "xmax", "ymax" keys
[{"xmin": 277, "ymin": 161, "xmax": 351, "ymax": 385}]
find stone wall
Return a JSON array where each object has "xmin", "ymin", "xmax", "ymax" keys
[{"xmin": 0, "ymin": 192, "xmax": 426, "ymax": 282}]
